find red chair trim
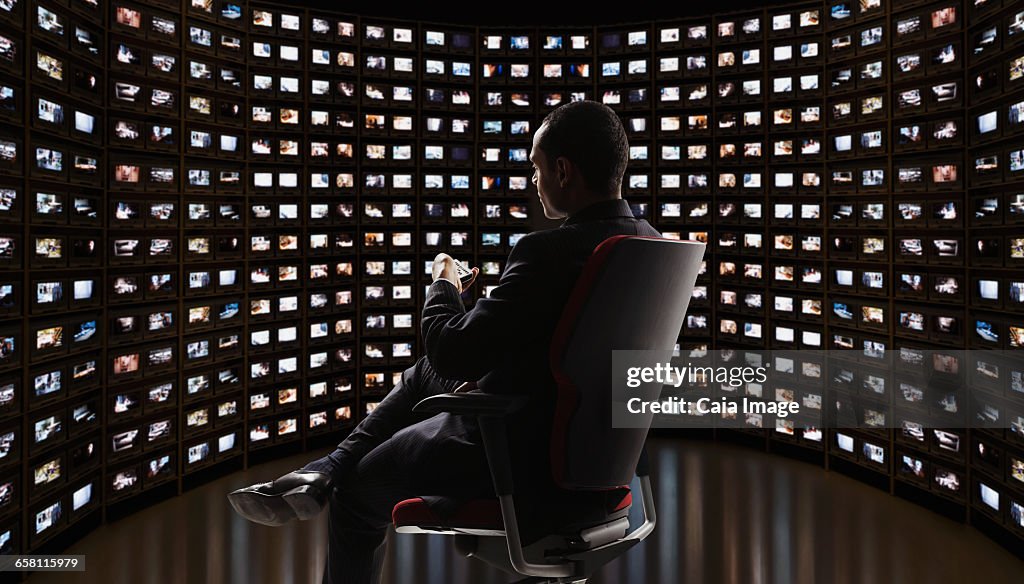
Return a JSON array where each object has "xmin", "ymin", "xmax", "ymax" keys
[
  {"xmin": 392, "ymin": 489, "xmax": 633, "ymax": 530},
  {"xmin": 392, "ymin": 498, "xmax": 434, "ymax": 526},
  {"xmin": 392, "ymin": 497, "xmax": 505, "ymax": 530},
  {"xmin": 612, "ymin": 491, "xmax": 632, "ymax": 512}
]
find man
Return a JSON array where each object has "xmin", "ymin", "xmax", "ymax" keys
[{"xmin": 228, "ymin": 100, "xmax": 662, "ymax": 584}]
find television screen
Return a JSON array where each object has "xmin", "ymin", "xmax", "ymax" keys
[
  {"xmin": 978, "ymin": 111, "xmax": 998, "ymax": 134},
  {"xmin": 836, "ymin": 433, "xmax": 854, "ymax": 453},
  {"xmin": 72, "ymin": 483, "xmax": 92, "ymax": 511},
  {"xmin": 34, "ymin": 500, "xmax": 61, "ymax": 534}
]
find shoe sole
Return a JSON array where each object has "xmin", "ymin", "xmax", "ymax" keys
[
  {"xmin": 282, "ymin": 486, "xmax": 326, "ymax": 521},
  {"xmin": 228, "ymin": 485, "xmax": 326, "ymax": 526}
]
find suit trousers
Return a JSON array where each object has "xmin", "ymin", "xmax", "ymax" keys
[{"xmin": 322, "ymin": 356, "xmax": 493, "ymax": 584}]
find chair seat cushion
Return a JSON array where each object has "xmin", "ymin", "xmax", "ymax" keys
[
  {"xmin": 392, "ymin": 487, "xmax": 632, "ymax": 531},
  {"xmin": 393, "ymin": 497, "xmax": 504, "ymax": 530}
]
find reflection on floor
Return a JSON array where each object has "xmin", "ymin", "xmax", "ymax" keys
[{"xmin": 26, "ymin": 438, "xmax": 1024, "ymax": 584}]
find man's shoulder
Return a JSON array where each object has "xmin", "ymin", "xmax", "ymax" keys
[
  {"xmin": 561, "ymin": 216, "xmax": 662, "ymax": 238},
  {"xmin": 510, "ymin": 228, "xmax": 562, "ymax": 253},
  {"xmin": 512, "ymin": 218, "xmax": 662, "ymax": 256},
  {"xmin": 637, "ymin": 220, "xmax": 663, "ymax": 238}
]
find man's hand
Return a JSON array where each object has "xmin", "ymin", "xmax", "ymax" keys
[{"xmin": 431, "ymin": 253, "xmax": 478, "ymax": 293}]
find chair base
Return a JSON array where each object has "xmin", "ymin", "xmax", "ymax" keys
[{"xmin": 454, "ymin": 526, "xmax": 639, "ymax": 583}]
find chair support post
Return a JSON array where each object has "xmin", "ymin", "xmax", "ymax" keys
[
  {"xmin": 624, "ymin": 475, "xmax": 656, "ymax": 542},
  {"xmin": 479, "ymin": 417, "xmax": 575, "ymax": 579}
]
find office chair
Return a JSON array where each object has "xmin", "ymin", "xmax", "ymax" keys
[{"xmin": 393, "ymin": 235, "xmax": 706, "ymax": 583}]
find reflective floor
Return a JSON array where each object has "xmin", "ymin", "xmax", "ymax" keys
[{"xmin": 26, "ymin": 438, "xmax": 1024, "ymax": 584}]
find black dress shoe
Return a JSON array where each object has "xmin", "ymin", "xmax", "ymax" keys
[{"xmin": 227, "ymin": 470, "xmax": 332, "ymax": 526}]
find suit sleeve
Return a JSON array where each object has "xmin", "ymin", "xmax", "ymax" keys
[{"xmin": 421, "ymin": 234, "xmax": 548, "ymax": 381}]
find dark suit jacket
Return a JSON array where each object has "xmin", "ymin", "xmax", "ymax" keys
[{"xmin": 421, "ymin": 197, "xmax": 662, "ymax": 538}]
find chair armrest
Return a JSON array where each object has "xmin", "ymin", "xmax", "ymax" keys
[
  {"xmin": 412, "ymin": 391, "xmax": 527, "ymax": 417},
  {"xmin": 412, "ymin": 390, "xmax": 525, "ymax": 497}
]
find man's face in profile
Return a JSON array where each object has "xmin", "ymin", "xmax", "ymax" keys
[{"xmin": 529, "ymin": 123, "xmax": 565, "ymax": 220}]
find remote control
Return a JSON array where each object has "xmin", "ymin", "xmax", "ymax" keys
[{"xmin": 455, "ymin": 262, "xmax": 475, "ymax": 285}]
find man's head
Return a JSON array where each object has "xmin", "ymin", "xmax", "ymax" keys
[{"xmin": 530, "ymin": 100, "xmax": 628, "ymax": 219}]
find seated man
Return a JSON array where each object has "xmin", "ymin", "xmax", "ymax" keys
[{"xmin": 228, "ymin": 100, "xmax": 662, "ymax": 584}]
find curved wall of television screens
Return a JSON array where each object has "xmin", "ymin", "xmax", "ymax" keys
[{"xmin": 0, "ymin": 0, "xmax": 1022, "ymax": 561}]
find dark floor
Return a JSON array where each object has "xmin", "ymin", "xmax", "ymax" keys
[{"xmin": 26, "ymin": 439, "xmax": 1024, "ymax": 584}]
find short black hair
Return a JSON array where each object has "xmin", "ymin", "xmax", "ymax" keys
[{"xmin": 537, "ymin": 100, "xmax": 628, "ymax": 196}]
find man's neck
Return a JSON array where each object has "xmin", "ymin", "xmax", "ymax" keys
[{"xmin": 563, "ymin": 195, "xmax": 622, "ymax": 219}]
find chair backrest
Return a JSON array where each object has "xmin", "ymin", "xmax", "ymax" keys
[{"xmin": 549, "ymin": 236, "xmax": 706, "ymax": 490}]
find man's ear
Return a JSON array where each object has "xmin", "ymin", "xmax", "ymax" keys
[{"xmin": 556, "ymin": 157, "xmax": 571, "ymax": 188}]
